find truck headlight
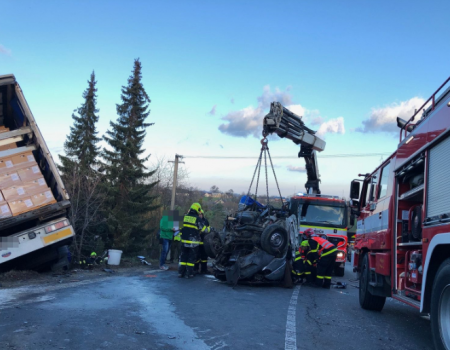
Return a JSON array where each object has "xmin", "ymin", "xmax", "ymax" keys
[{"xmin": 337, "ymin": 252, "xmax": 344, "ymax": 258}]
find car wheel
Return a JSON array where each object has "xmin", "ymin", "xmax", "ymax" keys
[
  {"xmin": 203, "ymin": 231, "xmax": 223, "ymax": 259},
  {"xmin": 260, "ymin": 224, "xmax": 288, "ymax": 257},
  {"xmin": 359, "ymin": 253, "xmax": 385, "ymax": 311},
  {"xmin": 431, "ymin": 258, "xmax": 450, "ymax": 350}
]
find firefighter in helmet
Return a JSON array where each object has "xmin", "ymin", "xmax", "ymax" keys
[
  {"xmin": 302, "ymin": 228, "xmax": 337, "ymax": 289},
  {"xmin": 292, "ymin": 240, "xmax": 316, "ymax": 283},
  {"xmin": 194, "ymin": 210, "xmax": 210, "ymax": 274},
  {"xmin": 178, "ymin": 203, "xmax": 211, "ymax": 279}
]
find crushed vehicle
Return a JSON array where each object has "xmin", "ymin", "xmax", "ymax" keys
[
  {"xmin": 203, "ymin": 102, "xmax": 327, "ymax": 285},
  {"xmin": 204, "ymin": 196, "xmax": 298, "ymax": 285}
]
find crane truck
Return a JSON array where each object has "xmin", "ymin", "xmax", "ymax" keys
[
  {"xmin": 263, "ymin": 102, "xmax": 348, "ymax": 276},
  {"xmin": 349, "ymin": 76, "xmax": 450, "ymax": 350},
  {"xmin": 0, "ymin": 74, "xmax": 74, "ymax": 271}
]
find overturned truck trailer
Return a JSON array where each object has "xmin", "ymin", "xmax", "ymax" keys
[{"xmin": 0, "ymin": 74, "xmax": 74, "ymax": 271}]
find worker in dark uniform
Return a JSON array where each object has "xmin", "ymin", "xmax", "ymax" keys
[
  {"xmin": 178, "ymin": 203, "xmax": 211, "ymax": 279},
  {"xmin": 292, "ymin": 243, "xmax": 306, "ymax": 283},
  {"xmin": 194, "ymin": 211, "xmax": 210, "ymax": 274},
  {"xmin": 292, "ymin": 240, "xmax": 317, "ymax": 283},
  {"xmin": 303, "ymin": 228, "xmax": 337, "ymax": 289}
]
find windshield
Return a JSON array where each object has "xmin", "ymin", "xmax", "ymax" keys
[{"xmin": 298, "ymin": 203, "xmax": 345, "ymax": 226}]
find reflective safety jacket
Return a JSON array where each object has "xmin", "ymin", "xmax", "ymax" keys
[
  {"xmin": 181, "ymin": 210, "xmax": 210, "ymax": 248},
  {"xmin": 308, "ymin": 236, "xmax": 337, "ymax": 260}
]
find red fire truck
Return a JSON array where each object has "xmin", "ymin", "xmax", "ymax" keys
[{"xmin": 349, "ymin": 76, "xmax": 450, "ymax": 350}]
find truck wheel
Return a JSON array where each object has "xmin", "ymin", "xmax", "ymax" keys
[
  {"xmin": 359, "ymin": 253, "xmax": 385, "ymax": 311},
  {"xmin": 260, "ymin": 224, "xmax": 288, "ymax": 258},
  {"xmin": 335, "ymin": 262, "xmax": 345, "ymax": 277},
  {"xmin": 431, "ymin": 258, "xmax": 450, "ymax": 350},
  {"xmin": 203, "ymin": 231, "xmax": 223, "ymax": 259}
]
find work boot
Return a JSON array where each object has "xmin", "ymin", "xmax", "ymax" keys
[{"xmin": 323, "ymin": 279, "xmax": 331, "ymax": 289}]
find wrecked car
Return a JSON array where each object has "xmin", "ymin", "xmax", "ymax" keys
[{"xmin": 203, "ymin": 196, "xmax": 298, "ymax": 285}]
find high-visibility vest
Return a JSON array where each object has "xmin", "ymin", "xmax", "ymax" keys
[{"xmin": 312, "ymin": 236, "xmax": 335, "ymax": 253}]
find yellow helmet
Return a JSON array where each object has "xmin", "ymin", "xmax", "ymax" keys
[{"xmin": 190, "ymin": 203, "xmax": 203, "ymax": 214}]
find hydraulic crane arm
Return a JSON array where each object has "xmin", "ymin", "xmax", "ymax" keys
[{"xmin": 262, "ymin": 102, "xmax": 326, "ymax": 194}]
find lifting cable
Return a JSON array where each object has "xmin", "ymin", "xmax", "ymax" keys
[{"xmin": 245, "ymin": 137, "xmax": 284, "ymax": 213}]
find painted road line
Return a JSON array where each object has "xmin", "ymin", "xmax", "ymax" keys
[{"xmin": 285, "ymin": 285, "xmax": 301, "ymax": 350}]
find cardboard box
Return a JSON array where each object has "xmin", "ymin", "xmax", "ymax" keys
[
  {"xmin": 22, "ymin": 177, "xmax": 48, "ymax": 196},
  {"xmin": 0, "ymin": 157, "xmax": 14, "ymax": 171},
  {"xmin": 0, "ymin": 143, "xmax": 17, "ymax": 151},
  {"xmin": 1, "ymin": 183, "xmax": 28, "ymax": 201},
  {"xmin": 8, "ymin": 197, "xmax": 34, "ymax": 216},
  {"xmin": 0, "ymin": 203, "xmax": 12, "ymax": 219},
  {"xmin": 17, "ymin": 163, "xmax": 42, "ymax": 182},
  {"xmin": 12, "ymin": 151, "xmax": 35, "ymax": 166},
  {"xmin": 0, "ymin": 172, "xmax": 21, "ymax": 189},
  {"xmin": 31, "ymin": 189, "xmax": 56, "ymax": 208}
]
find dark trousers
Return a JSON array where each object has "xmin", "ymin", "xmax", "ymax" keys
[
  {"xmin": 170, "ymin": 240, "xmax": 181, "ymax": 263},
  {"xmin": 316, "ymin": 251, "xmax": 338, "ymax": 288},
  {"xmin": 194, "ymin": 245, "xmax": 208, "ymax": 273},
  {"xmin": 178, "ymin": 245, "xmax": 199, "ymax": 276}
]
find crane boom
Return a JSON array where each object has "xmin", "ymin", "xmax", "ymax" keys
[{"xmin": 262, "ymin": 102, "xmax": 326, "ymax": 194}]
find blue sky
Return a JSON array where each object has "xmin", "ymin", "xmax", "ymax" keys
[{"xmin": 1, "ymin": 1, "xmax": 449, "ymax": 197}]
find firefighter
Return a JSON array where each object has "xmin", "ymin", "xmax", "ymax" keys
[
  {"xmin": 303, "ymin": 228, "xmax": 337, "ymax": 289},
  {"xmin": 178, "ymin": 203, "xmax": 211, "ymax": 279},
  {"xmin": 292, "ymin": 242, "xmax": 307, "ymax": 283},
  {"xmin": 194, "ymin": 211, "xmax": 210, "ymax": 274}
]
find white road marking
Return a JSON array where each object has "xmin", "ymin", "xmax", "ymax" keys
[{"xmin": 285, "ymin": 285, "xmax": 301, "ymax": 350}]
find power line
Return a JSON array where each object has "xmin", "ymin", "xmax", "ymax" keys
[{"xmin": 182, "ymin": 152, "xmax": 392, "ymax": 159}]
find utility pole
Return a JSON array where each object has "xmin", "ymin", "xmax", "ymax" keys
[{"xmin": 169, "ymin": 154, "xmax": 184, "ymax": 210}]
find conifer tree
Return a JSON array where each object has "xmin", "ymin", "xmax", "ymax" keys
[
  {"xmin": 59, "ymin": 71, "xmax": 101, "ymax": 172},
  {"xmin": 102, "ymin": 59, "xmax": 159, "ymax": 251},
  {"xmin": 59, "ymin": 71, "xmax": 104, "ymax": 262}
]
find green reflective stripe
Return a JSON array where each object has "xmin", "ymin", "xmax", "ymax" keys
[
  {"xmin": 201, "ymin": 225, "xmax": 210, "ymax": 233},
  {"xmin": 201, "ymin": 260, "xmax": 208, "ymax": 263},
  {"xmin": 184, "ymin": 224, "xmax": 198, "ymax": 229},
  {"xmin": 291, "ymin": 270, "xmax": 303, "ymax": 276},
  {"xmin": 307, "ymin": 260, "xmax": 312, "ymax": 265},
  {"xmin": 181, "ymin": 240, "xmax": 202, "ymax": 244},
  {"xmin": 184, "ymin": 216, "xmax": 197, "ymax": 224},
  {"xmin": 304, "ymin": 272, "xmax": 311, "ymax": 275},
  {"xmin": 316, "ymin": 275, "xmax": 324, "ymax": 279},
  {"xmin": 179, "ymin": 262, "xmax": 187, "ymax": 265},
  {"xmin": 187, "ymin": 263, "xmax": 195, "ymax": 267},
  {"xmin": 295, "ymin": 257, "xmax": 302, "ymax": 261},
  {"xmin": 321, "ymin": 248, "xmax": 337, "ymax": 257},
  {"xmin": 295, "ymin": 251, "xmax": 300, "ymax": 256},
  {"xmin": 309, "ymin": 247, "xmax": 319, "ymax": 253},
  {"xmin": 324, "ymin": 276, "xmax": 332, "ymax": 279}
]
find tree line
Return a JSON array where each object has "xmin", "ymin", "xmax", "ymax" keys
[{"xmin": 59, "ymin": 59, "xmax": 240, "ymax": 262}]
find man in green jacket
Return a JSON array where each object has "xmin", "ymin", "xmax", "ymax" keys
[{"xmin": 159, "ymin": 211, "xmax": 175, "ymax": 270}]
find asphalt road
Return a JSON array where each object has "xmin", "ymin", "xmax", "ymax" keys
[{"xmin": 0, "ymin": 263, "xmax": 434, "ymax": 350}]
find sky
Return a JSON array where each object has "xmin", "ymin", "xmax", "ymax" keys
[{"xmin": 1, "ymin": 0, "xmax": 449, "ymax": 198}]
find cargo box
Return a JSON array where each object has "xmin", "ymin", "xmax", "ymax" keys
[
  {"xmin": 11, "ymin": 151, "xmax": 35, "ymax": 166},
  {"xmin": 0, "ymin": 203, "xmax": 12, "ymax": 219},
  {"xmin": 8, "ymin": 197, "xmax": 34, "ymax": 216},
  {"xmin": 0, "ymin": 171, "xmax": 21, "ymax": 189},
  {"xmin": 17, "ymin": 163, "xmax": 42, "ymax": 182},
  {"xmin": 31, "ymin": 190, "xmax": 56, "ymax": 208},
  {"xmin": 2, "ymin": 183, "xmax": 27, "ymax": 201}
]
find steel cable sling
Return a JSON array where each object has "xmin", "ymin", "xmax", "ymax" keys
[{"xmin": 244, "ymin": 137, "xmax": 284, "ymax": 214}]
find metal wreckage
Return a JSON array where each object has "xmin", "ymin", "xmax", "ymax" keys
[{"xmin": 203, "ymin": 102, "xmax": 327, "ymax": 285}]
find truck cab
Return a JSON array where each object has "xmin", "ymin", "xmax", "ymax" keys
[{"xmin": 290, "ymin": 193, "xmax": 348, "ymax": 276}]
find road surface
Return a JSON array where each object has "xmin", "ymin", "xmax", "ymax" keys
[{"xmin": 0, "ymin": 264, "xmax": 433, "ymax": 350}]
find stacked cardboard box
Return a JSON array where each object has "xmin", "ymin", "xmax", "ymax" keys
[{"xmin": 0, "ymin": 142, "xmax": 57, "ymax": 217}]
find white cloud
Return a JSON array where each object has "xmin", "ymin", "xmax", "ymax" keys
[
  {"xmin": 287, "ymin": 165, "xmax": 306, "ymax": 172},
  {"xmin": 0, "ymin": 44, "xmax": 11, "ymax": 56},
  {"xmin": 316, "ymin": 117, "xmax": 345, "ymax": 137},
  {"xmin": 218, "ymin": 85, "xmax": 346, "ymax": 139},
  {"xmin": 208, "ymin": 105, "xmax": 217, "ymax": 116},
  {"xmin": 356, "ymin": 97, "xmax": 425, "ymax": 133}
]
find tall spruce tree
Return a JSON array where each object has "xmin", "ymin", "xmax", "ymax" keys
[
  {"xmin": 102, "ymin": 59, "xmax": 159, "ymax": 252},
  {"xmin": 59, "ymin": 71, "xmax": 101, "ymax": 172},
  {"xmin": 58, "ymin": 71, "xmax": 105, "ymax": 262}
]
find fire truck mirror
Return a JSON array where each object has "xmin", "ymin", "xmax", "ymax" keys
[{"xmin": 350, "ymin": 180, "xmax": 360, "ymax": 200}]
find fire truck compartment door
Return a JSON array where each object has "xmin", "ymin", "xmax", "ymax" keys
[{"xmin": 427, "ymin": 134, "xmax": 450, "ymax": 219}]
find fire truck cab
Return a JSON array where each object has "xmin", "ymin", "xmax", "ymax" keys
[
  {"xmin": 349, "ymin": 77, "xmax": 450, "ymax": 350},
  {"xmin": 290, "ymin": 193, "xmax": 348, "ymax": 276}
]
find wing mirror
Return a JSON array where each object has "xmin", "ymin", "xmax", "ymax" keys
[{"xmin": 350, "ymin": 180, "xmax": 361, "ymax": 200}]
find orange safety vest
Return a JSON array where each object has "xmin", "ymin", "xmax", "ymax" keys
[{"xmin": 312, "ymin": 236, "xmax": 335, "ymax": 254}]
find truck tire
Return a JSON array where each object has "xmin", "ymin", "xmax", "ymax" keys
[
  {"xmin": 431, "ymin": 258, "xmax": 450, "ymax": 350},
  {"xmin": 335, "ymin": 262, "xmax": 345, "ymax": 277},
  {"xmin": 203, "ymin": 231, "xmax": 223, "ymax": 259},
  {"xmin": 260, "ymin": 224, "xmax": 288, "ymax": 258},
  {"xmin": 359, "ymin": 253, "xmax": 386, "ymax": 311}
]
